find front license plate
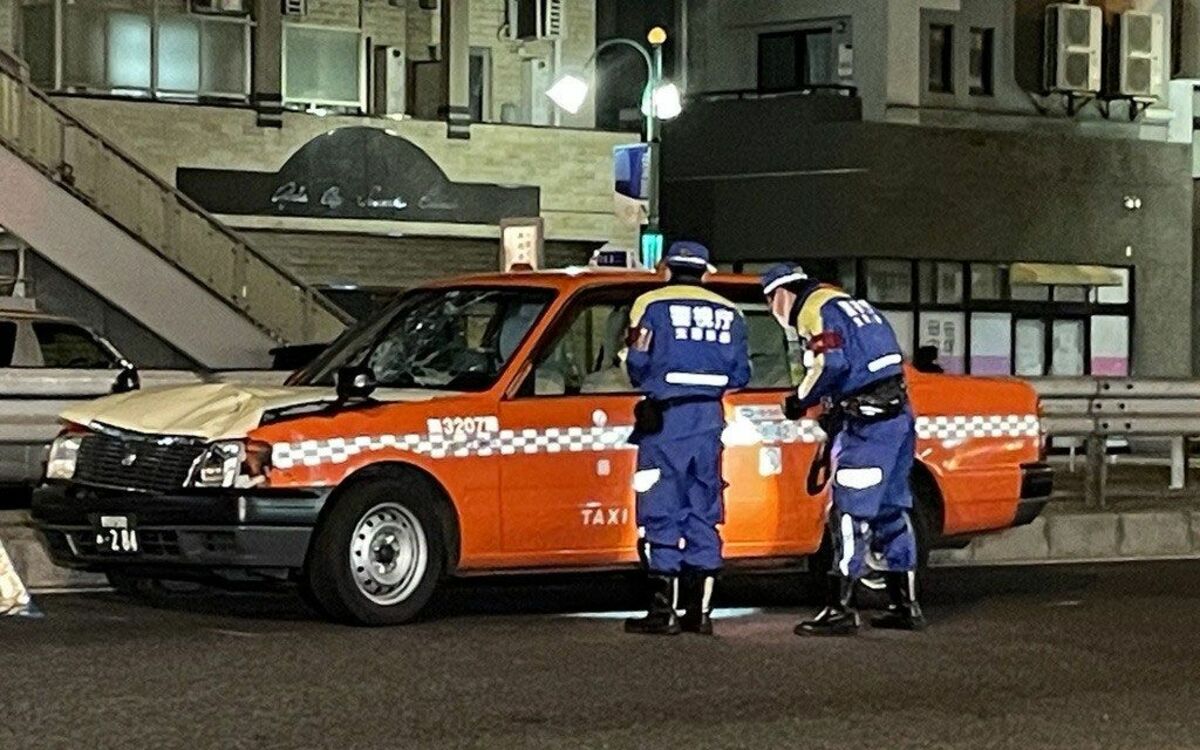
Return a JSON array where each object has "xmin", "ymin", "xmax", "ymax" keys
[{"xmin": 95, "ymin": 515, "xmax": 139, "ymax": 554}]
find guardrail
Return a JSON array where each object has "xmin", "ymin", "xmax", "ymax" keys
[
  {"xmin": 1033, "ymin": 378, "xmax": 1200, "ymax": 508},
  {"xmin": 0, "ymin": 52, "xmax": 351, "ymax": 345}
]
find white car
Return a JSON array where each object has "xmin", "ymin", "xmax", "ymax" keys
[{"xmin": 0, "ymin": 304, "xmax": 136, "ymax": 497}]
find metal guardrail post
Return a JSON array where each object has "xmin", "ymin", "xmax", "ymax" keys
[
  {"xmin": 1170, "ymin": 436, "xmax": 1187, "ymax": 491},
  {"xmin": 1084, "ymin": 435, "xmax": 1107, "ymax": 509}
]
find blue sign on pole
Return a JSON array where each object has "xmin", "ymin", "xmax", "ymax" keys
[{"xmin": 613, "ymin": 142, "xmax": 650, "ymax": 203}]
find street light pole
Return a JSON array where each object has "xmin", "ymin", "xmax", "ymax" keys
[
  {"xmin": 644, "ymin": 28, "xmax": 666, "ymax": 243},
  {"xmin": 546, "ymin": 28, "xmax": 678, "ymax": 267}
]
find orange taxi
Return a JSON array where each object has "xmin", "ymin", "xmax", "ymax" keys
[{"xmin": 32, "ymin": 268, "xmax": 1051, "ymax": 624}]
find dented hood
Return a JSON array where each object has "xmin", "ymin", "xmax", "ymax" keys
[{"xmin": 59, "ymin": 382, "xmax": 453, "ymax": 441}]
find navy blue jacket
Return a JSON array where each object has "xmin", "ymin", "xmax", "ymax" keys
[
  {"xmin": 626, "ymin": 284, "xmax": 751, "ymax": 402},
  {"xmin": 792, "ymin": 285, "xmax": 905, "ymax": 408}
]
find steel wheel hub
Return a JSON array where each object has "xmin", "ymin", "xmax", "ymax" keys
[{"xmin": 349, "ymin": 502, "xmax": 428, "ymax": 606}]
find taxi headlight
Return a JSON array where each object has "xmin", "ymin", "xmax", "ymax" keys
[
  {"xmin": 46, "ymin": 432, "xmax": 84, "ymax": 481},
  {"xmin": 190, "ymin": 440, "xmax": 273, "ymax": 489},
  {"xmin": 192, "ymin": 441, "xmax": 243, "ymax": 488}
]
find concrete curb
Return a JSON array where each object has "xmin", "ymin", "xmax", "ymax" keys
[
  {"xmin": 930, "ymin": 507, "xmax": 1200, "ymax": 567},
  {"xmin": 5, "ymin": 506, "xmax": 1200, "ymax": 592}
]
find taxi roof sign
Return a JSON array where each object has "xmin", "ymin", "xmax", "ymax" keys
[{"xmin": 589, "ymin": 246, "xmax": 639, "ymax": 269}]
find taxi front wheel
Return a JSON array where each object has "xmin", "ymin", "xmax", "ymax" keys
[{"xmin": 304, "ymin": 477, "xmax": 447, "ymax": 625}]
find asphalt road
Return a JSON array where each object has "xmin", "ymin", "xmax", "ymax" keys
[{"xmin": 3, "ymin": 562, "xmax": 1200, "ymax": 750}]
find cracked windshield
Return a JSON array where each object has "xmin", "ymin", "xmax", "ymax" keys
[{"xmin": 293, "ymin": 287, "xmax": 554, "ymax": 391}]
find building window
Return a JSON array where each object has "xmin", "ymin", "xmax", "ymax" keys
[
  {"xmin": 758, "ymin": 28, "xmax": 835, "ymax": 92},
  {"xmin": 865, "ymin": 259, "xmax": 912, "ymax": 304},
  {"xmin": 1014, "ymin": 318, "xmax": 1046, "ymax": 376},
  {"xmin": 919, "ymin": 311, "xmax": 965, "ymax": 373},
  {"xmin": 1050, "ymin": 319, "xmax": 1086, "ymax": 376},
  {"xmin": 1091, "ymin": 315, "xmax": 1130, "ymax": 376},
  {"xmin": 750, "ymin": 257, "xmax": 1133, "ymax": 376},
  {"xmin": 970, "ymin": 263, "xmax": 1005, "ymax": 300},
  {"xmin": 928, "ymin": 24, "xmax": 954, "ymax": 93},
  {"xmin": 21, "ymin": 3, "xmax": 55, "ymax": 87},
  {"xmin": 970, "ymin": 312, "xmax": 1012, "ymax": 375},
  {"xmin": 469, "ymin": 48, "xmax": 492, "ymax": 123},
  {"xmin": 919, "ymin": 261, "xmax": 963, "ymax": 305},
  {"xmin": 969, "ymin": 28, "xmax": 995, "ymax": 96},
  {"xmin": 284, "ymin": 25, "xmax": 363, "ymax": 109},
  {"xmin": 36, "ymin": 2, "xmax": 250, "ymax": 99}
]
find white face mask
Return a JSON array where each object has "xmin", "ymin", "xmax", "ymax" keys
[{"xmin": 768, "ymin": 290, "xmax": 794, "ymax": 329}]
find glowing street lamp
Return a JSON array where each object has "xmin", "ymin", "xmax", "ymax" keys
[
  {"xmin": 545, "ymin": 74, "xmax": 590, "ymax": 115},
  {"xmin": 546, "ymin": 27, "xmax": 682, "ymax": 259}
]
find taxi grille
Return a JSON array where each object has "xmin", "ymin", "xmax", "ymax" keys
[{"xmin": 74, "ymin": 431, "xmax": 206, "ymax": 494}]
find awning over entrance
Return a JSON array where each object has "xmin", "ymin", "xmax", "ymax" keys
[{"xmin": 1008, "ymin": 262, "xmax": 1124, "ymax": 287}]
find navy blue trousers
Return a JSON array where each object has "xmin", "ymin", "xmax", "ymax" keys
[
  {"xmin": 633, "ymin": 403, "xmax": 724, "ymax": 574},
  {"xmin": 829, "ymin": 409, "xmax": 918, "ymax": 580}
]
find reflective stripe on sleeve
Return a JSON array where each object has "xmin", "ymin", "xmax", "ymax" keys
[{"xmin": 867, "ymin": 353, "xmax": 903, "ymax": 372}]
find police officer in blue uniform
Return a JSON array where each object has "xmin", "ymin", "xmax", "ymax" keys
[
  {"xmin": 761, "ymin": 264, "xmax": 925, "ymax": 636},
  {"xmin": 623, "ymin": 241, "xmax": 751, "ymax": 636}
]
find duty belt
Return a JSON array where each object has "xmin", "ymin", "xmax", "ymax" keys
[
  {"xmin": 634, "ymin": 394, "xmax": 722, "ymax": 437},
  {"xmin": 806, "ymin": 375, "xmax": 908, "ymax": 495}
]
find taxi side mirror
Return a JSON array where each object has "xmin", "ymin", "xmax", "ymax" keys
[
  {"xmin": 336, "ymin": 366, "xmax": 378, "ymax": 401},
  {"xmin": 112, "ymin": 363, "xmax": 140, "ymax": 394}
]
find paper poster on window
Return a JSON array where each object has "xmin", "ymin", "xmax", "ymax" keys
[
  {"xmin": 1014, "ymin": 320, "xmax": 1045, "ymax": 376},
  {"xmin": 969, "ymin": 313, "xmax": 1011, "ymax": 375},
  {"xmin": 919, "ymin": 312, "xmax": 964, "ymax": 373},
  {"xmin": 1090, "ymin": 316, "xmax": 1129, "ymax": 376},
  {"xmin": 1050, "ymin": 320, "xmax": 1085, "ymax": 376}
]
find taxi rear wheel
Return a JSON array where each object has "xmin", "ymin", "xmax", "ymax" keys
[{"xmin": 304, "ymin": 477, "xmax": 446, "ymax": 626}]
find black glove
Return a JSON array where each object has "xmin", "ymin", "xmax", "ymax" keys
[
  {"xmin": 783, "ymin": 394, "xmax": 805, "ymax": 421},
  {"xmin": 634, "ymin": 398, "xmax": 664, "ymax": 435}
]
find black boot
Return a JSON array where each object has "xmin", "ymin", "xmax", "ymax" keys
[
  {"xmin": 871, "ymin": 571, "xmax": 926, "ymax": 631},
  {"xmin": 680, "ymin": 572, "xmax": 716, "ymax": 635},
  {"xmin": 625, "ymin": 575, "xmax": 682, "ymax": 636},
  {"xmin": 795, "ymin": 574, "xmax": 859, "ymax": 637}
]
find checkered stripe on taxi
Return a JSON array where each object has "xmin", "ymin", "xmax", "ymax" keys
[
  {"xmin": 492, "ymin": 426, "xmax": 635, "ymax": 455},
  {"xmin": 916, "ymin": 415, "xmax": 1041, "ymax": 441},
  {"xmin": 270, "ymin": 414, "xmax": 1041, "ymax": 469},
  {"xmin": 272, "ymin": 426, "xmax": 638, "ymax": 469}
]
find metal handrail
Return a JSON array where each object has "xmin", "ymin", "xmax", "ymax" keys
[
  {"xmin": 0, "ymin": 51, "xmax": 351, "ymax": 345},
  {"xmin": 689, "ymin": 85, "xmax": 860, "ymax": 102}
]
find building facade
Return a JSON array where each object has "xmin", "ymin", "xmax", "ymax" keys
[
  {"xmin": 0, "ymin": 0, "xmax": 636, "ymax": 363},
  {"xmin": 665, "ymin": 0, "xmax": 1194, "ymax": 378}
]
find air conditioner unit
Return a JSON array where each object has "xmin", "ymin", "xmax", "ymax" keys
[
  {"xmin": 1115, "ymin": 11, "xmax": 1164, "ymax": 98},
  {"xmin": 281, "ymin": 0, "xmax": 307, "ymax": 17},
  {"xmin": 508, "ymin": 0, "xmax": 564, "ymax": 41},
  {"xmin": 1043, "ymin": 3, "xmax": 1102, "ymax": 94},
  {"xmin": 372, "ymin": 46, "xmax": 406, "ymax": 116},
  {"xmin": 190, "ymin": 0, "xmax": 248, "ymax": 15}
]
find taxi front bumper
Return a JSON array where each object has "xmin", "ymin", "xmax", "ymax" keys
[{"xmin": 30, "ymin": 483, "xmax": 330, "ymax": 579}]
